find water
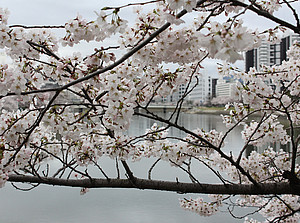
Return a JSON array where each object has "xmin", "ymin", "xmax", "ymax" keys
[{"xmin": 0, "ymin": 113, "xmax": 250, "ymax": 223}]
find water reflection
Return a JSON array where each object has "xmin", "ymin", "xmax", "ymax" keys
[
  {"xmin": 0, "ymin": 113, "xmax": 253, "ymax": 223},
  {"xmin": 129, "ymin": 112, "xmax": 244, "ymax": 155}
]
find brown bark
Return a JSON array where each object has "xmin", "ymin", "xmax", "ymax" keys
[{"xmin": 8, "ymin": 174, "xmax": 300, "ymax": 195}]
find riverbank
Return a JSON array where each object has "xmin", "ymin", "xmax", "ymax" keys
[
  {"xmin": 186, "ymin": 106, "xmax": 229, "ymax": 115},
  {"xmin": 187, "ymin": 107, "xmax": 287, "ymax": 121}
]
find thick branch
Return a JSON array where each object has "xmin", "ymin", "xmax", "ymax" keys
[
  {"xmin": 0, "ymin": 3, "xmax": 192, "ymax": 99},
  {"xmin": 8, "ymin": 175, "xmax": 300, "ymax": 195},
  {"xmin": 42, "ymin": 1, "xmax": 208, "ymax": 92},
  {"xmin": 230, "ymin": 0, "xmax": 300, "ymax": 34}
]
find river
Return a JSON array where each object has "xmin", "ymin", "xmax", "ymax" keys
[{"xmin": 0, "ymin": 113, "xmax": 260, "ymax": 223}]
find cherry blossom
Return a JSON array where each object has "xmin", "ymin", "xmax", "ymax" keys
[{"xmin": 0, "ymin": 1, "xmax": 299, "ymax": 222}]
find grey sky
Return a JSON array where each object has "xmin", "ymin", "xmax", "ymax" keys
[
  {"xmin": 1, "ymin": 0, "xmax": 113, "ymax": 25},
  {"xmin": 1, "ymin": 0, "xmax": 299, "ymax": 75},
  {"xmin": 2, "ymin": 1, "xmax": 298, "ymax": 31}
]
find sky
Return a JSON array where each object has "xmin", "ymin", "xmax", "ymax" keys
[
  {"xmin": 2, "ymin": 0, "xmax": 113, "ymax": 25},
  {"xmin": 1, "ymin": 0, "xmax": 299, "ymax": 76}
]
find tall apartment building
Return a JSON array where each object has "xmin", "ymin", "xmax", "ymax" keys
[
  {"xmin": 158, "ymin": 83, "xmax": 186, "ymax": 104},
  {"xmin": 188, "ymin": 74, "xmax": 213, "ymax": 105},
  {"xmin": 156, "ymin": 74, "xmax": 215, "ymax": 105},
  {"xmin": 211, "ymin": 78, "xmax": 218, "ymax": 98},
  {"xmin": 245, "ymin": 34, "xmax": 300, "ymax": 72},
  {"xmin": 216, "ymin": 77, "xmax": 238, "ymax": 98}
]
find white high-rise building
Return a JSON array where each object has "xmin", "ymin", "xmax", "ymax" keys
[
  {"xmin": 155, "ymin": 73, "xmax": 214, "ymax": 105},
  {"xmin": 188, "ymin": 74, "xmax": 212, "ymax": 105},
  {"xmin": 245, "ymin": 33, "xmax": 300, "ymax": 72},
  {"xmin": 215, "ymin": 78, "xmax": 237, "ymax": 98},
  {"xmin": 157, "ymin": 83, "xmax": 185, "ymax": 104}
]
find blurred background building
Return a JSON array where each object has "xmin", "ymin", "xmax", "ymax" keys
[{"xmin": 245, "ymin": 33, "xmax": 300, "ymax": 72}]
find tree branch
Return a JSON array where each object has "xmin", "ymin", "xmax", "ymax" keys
[
  {"xmin": 9, "ymin": 25, "xmax": 65, "ymax": 29},
  {"xmin": 230, "ymin": 0, "xmax": 300, "ymax": 34},
  {"xmin": 7, "ymin": 174, "xmax": 300, "ymax": 195}
]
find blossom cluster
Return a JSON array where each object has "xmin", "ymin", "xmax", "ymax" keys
[
  {"xmin": 209, "ymin": 148, "xmax": 295, "ymax": 183},
  {"xmin": 0, "ymin": 8, "xmax": 58, "ymax": 60},
  {"xmin": 287, "ymin": 42, "xmax": 300, "ymax": 60},
  {"xmin": 165, "ymin": 0, "xmax": 281, "ymax": 15},
  {"xmin": 120, "ymin": 4, "xmax": 264, "ymax": 65},
  {"xmin": 241, "ymin": 114, "xmax": 291, "ymax": 147},
  {"xmin": 62, "ymin": 11, "xmax": 128, "ymax": 46},
  {"xmin": 204, "ymin": 148, "xmax": 300, "ymax": 222},
  {"xmin": 221, "ymin": 102, "xmax": 249, "ymax": 128},
  {"xmin": 241, "ymin": 195, "xmax": 300, "ymax": 223},
  {"xmin": 234, "ymin": 46, "xmax": 300, "ymax": 114},
  {"xmin": 184, "ymin": 128, "xmax": 224, "ymax": 155},
  {"xmin": 177, "ymin": 42, "xmax": 299, "ymax": 223},
  {"xmin": 180, "ymin": 195, "xmax": 224, "ymax": 216},
  {"xmin": 196, "ymin": 17, "xmax": 264, "ymax": 62},
  {"xmin": 0, "ymin": 8, "xmax": 59, "ymax": 94},
  {"xmin": 166, "ymin": 0, "xmax": 197, "ymax": 12},
  {"xmin": 120, "ymin": 5, "xmax": 204, "ymax": 65},
  {"xmin": 256, "ymin": 0, "xmax": 282, "ymax": 14},
  {"xmin": 0, "ymin": 108, "xmax": 58, "ymax": 187},
  {"xmin": 0, "ymin": 1, "xmax": 298, "ymax": 222}
]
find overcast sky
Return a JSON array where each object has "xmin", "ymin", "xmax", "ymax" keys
[
  {"xmin": 1, "ymin": 0, "xmax": 299, "ymax": 75},
  {"xmin": 1, "ymin": 0, "xmax": 116, "ymax": 25}
]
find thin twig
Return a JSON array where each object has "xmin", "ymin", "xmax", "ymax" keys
[
  {"xmin": 9, "ymin": 25, "xmax": 65, "ymax": 29},
  {"xmin": 148, "ymin": 158, "xmax": 161, "ymax": 180}
]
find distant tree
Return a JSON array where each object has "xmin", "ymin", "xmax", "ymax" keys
[{"xmin": 0, "ymin": 1, "xmax": 299, "ymax": 222}]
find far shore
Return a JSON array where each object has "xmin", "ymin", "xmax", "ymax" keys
[
  {"xmin": 186, "ymin": 106, "xmax": 229, "ymax": 115},
  {"xmin": 186, "ymin": 106, "xmax": 287, "ymax": 121}
]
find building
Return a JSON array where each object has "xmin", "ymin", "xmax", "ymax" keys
[
  {"xmin": 211, "ymin": 78, "xmax": 218, "ymax": 98},
  {"xmin": 209, "ymin": 76, "xmax": 240, "ymax": 105},
  {"xmin": 158, "ymin": 83, "xmax": 186, "ymax": 104},
  {"xmin": 245, "ymin": 33, "xmax": 300, "ymax": 72},
  {"xmin": 188, "ymin": 74, "xmax": 213, "ymax": 105},
  {"xmin": 280, "ymin": 34, "xmax": 300, "ymax": 61},
  {"xmin": 156, "ymin": 73, "xmax": 215, "ymax": 105},
  {"xmin": 215, "ymin": 77, "xmax": 237, "ymax": 98}
]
